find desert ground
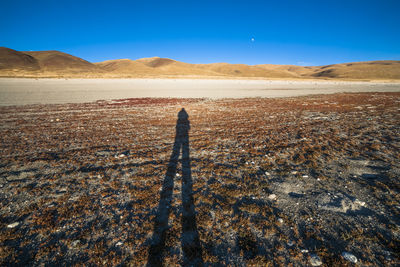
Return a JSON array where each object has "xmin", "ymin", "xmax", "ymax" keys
[
  {"xmin": 0, "ymin": 89, "xmax": 399, "ymax": 265},
  {"xmin": 1, "ymin": 78, "xmax": 400, "ymax": 105}
]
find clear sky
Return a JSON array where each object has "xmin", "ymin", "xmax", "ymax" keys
[{"xmin": 1, "ymin": 0, "xmax": 399, "ymax": 65}]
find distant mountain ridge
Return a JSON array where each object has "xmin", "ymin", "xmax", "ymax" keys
[{"xmin": 1, "ymin": 47, "xmax": 400, "ymax": 80}]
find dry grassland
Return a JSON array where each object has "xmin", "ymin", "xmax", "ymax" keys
[{"xmin": 0, "ymin": 93, "xmax": 399, "ymax": 266}]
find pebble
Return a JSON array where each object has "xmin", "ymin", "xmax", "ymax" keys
[
  {"xmin": 7, "ymin": 222, "xmax": 19, "ymax": 228},
  {"xmin": 301, "ymin": 249, "xmax": 309, "ymax": 253},
  {"xmin": 71, "ymin": 240, "xmax": 80, "ymax": 247},
  {"xmin": 268, "ymin": 194, "xmax": 277, "ymax": 200},
  {"xmin": 310, "ymin": 254, "xmax": 322, "ymax": 266},
  {"xmin": 302, "ymin": 175, "xmax": 309, "ymax": 178},
  {"xmin": 342, "ymin": 252, "xmax": 357, "ymax": 263},
  {"xmin": 265, "ymin": 171, "xmax": 270, "ymax": 176},
  {"xmin": 277, "ymin": 218, "xmax": 284, "ymax": 223},
  {"xmin": 355, "ymin": 199, "xmax": 366, "ymax": 206},
  {"xmin": 116, "ymin": 241, "xmax": 123, "ymax": 246}
]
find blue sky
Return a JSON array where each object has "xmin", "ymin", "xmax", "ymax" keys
[{"xmin": 1, "ymin": 0, "xmax": 399, "ymax": 65}]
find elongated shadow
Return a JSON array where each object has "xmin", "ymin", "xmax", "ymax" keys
[{"xmin": 147, "ymin": 108, "xmax": 203, "ymax": 266}]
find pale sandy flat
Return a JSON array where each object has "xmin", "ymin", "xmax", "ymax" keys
[{"xmin": 0, "ymin": 78, "xmax": 399, "ymax": 106}]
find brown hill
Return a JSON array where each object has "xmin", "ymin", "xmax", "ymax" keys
[
  {"xmin": 96, "ymin": 57, "xmax": 222, "ymax": 77},
  {"xmin": 23, "ymin": 50, "xmax": 98, "ymax": 71},
  {"xmin": 136, "ymin": 57, "xmax": 176, "ymax": 68},
  {"xmin": 310, "ymin": 60, "xmax": 400, "ymax": 79},
  {"xmin": 0, "ymin": 47, "xmax": 40, "ymax": 70},
  {"xmin": 1, "ymin": 47, "xmax": 399, "ymax": 80},
  {"xmin": 197, "ymin": 63, "xmax": 299, "ymax": 78},
  {"xmin": 95, "ymin": 59, "xmax": 153, "ymax": 74},
  {"xmin": 256, "ymin": 64, "xmax": 317, "ymax": 77}
]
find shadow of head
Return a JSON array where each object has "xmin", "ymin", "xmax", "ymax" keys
[{"xmin": 178, "ymin": 108, "xmax": 189, "ymax": 121}]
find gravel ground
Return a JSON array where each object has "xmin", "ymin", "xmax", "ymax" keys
[{"xmin": 0, "ymin": 93, "xmax": 399, "ymax": 266}]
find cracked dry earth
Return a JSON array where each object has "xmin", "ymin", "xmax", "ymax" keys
[{"xmin": 0, "ymin": 93, "xmax": 399, "ymax": 266}]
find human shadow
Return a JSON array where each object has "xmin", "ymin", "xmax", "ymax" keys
[{"xmin": 147, "ymin": 108, "xmax": 203, "ymax": 266}]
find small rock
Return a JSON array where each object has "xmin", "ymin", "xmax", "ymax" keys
[
  {"xmin": 58, "ymin": 187, "xmax": 67, "ymax": 193},
  {"xmin": 265, "ymin": 171, "xmax": 270, "ymax": 176},
  {"xmin": 301, "ymin": 249, "xmax": 309, "ymax": 253},
  {"xmin": 310, "ymin": 254, "xmax": 322, "ymax": 266},
  {"xmin": 342, "ymin": 252, "xmax": 357, "ymax": 263},
  {"xmin": 302, "ymin": 175, "xmax": 309, "ymax": 178},
  {"xmin": 383, "ymin": 250, "xmax": 391, "ymax": 256},
  {"xmin": 71, "ymin": 240, "xmax": 80, "ymax": 247},
  {"xmin": 116, "ymin": 241, "xmax": 123, "ymax": 246},
  {"xmin": 268, "ymin": 194, "xmax": 277, "ymax": 200},
  {"xmin": 291, "ymin": 171, "xmax": 298, "ymax": 175},
  {"xmin": 7, "ymin": 222, "xmax": 19, "ymax": 228},
  {"xmin": 176, "ymin": 173, "xmax": 180, "ymax": 177},
  {"xmin": 277, "ymin": 218, "xmax": 284, "ymax": 223},
  {"xmin": 355, "ymin": 199, "xmax": 366, "ymax": 206},
  {"xmin": 56, "ymin": 118, "xmax": 60, "ymax": 122}
]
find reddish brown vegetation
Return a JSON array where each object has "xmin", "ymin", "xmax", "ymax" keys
[{"xmin": 0, "ymin": 93, "xmax": 399, "ymax": 265}]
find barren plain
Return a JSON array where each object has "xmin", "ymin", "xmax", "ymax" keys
[
  {"xmin": 1, "ymin": 92, "xmax": 399, "ymax": 266},
  {"xmin": 1, "ymin": 78, "xmax": 400, "ymax": 106}
]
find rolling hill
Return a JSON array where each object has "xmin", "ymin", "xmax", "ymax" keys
[
  {"xmin": 310, "ymin": 61, "xmax": 400, "ymax": 80},
  {"xmin": 23, "ymin": 50, "xmax": 99, "ymax": 72},
  {"xmin": 0, "ymin": 47, "xmax": 40, "ymax": 71},
  {"xmin": 0, "ymin": 47, "xmax": 399, "ymax": 80}
]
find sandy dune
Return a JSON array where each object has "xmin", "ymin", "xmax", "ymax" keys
[{"xmin": 0, "ymin": 78, "xmax": 400, "ymax": 106}]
